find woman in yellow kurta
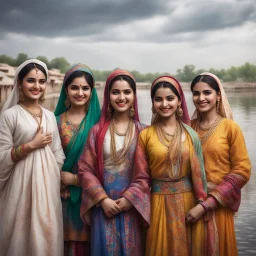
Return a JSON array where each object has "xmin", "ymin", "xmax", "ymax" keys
[
  {"xmin": 123, "ymin": 76, "xmax": 218, "ymax": 256},
  {"xmin": 190, "ymin": 72, "xmax": 251, "ymax": 256}
]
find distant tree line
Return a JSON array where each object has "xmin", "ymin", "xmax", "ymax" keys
[
  {"xmin": 1, "ymin": 53, "xmax": 256, "ymax": 82},
  {"xmin": 0, "ymin": 53, "xmax": 70, "ymax": 74}
]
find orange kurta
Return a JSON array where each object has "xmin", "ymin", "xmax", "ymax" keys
[
  {"xmin": 139, "ymin": 126, "xmax": 206, "ymax": 256},
  {"xmin": 192, "ymin": 118, "xmax": 251, "ymax": 256}
]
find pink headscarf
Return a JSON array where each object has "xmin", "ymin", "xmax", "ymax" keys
[
  {"xmin": 96, "ymin": 69, "xmax": 140, "ymax": 185},
  {"xmin": 151, "ymin": 76, "xmax": 191, "ymax": 125},
  {"xmin": 191, "ymin": 72, "xmax": 233, "ymax": 120}
]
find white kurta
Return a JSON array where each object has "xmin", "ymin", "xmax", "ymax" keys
[{"xmin": 0, "ymin": 105, "xmax": 65, "ymax": 256}]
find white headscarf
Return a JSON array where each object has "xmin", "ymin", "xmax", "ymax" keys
[{"xmin": 1, "ymin": 59, "xmax": 48, "ymax": 113}]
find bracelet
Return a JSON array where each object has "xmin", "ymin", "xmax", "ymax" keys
[
  {"xmin": 12, "ymin": 144, "xmax": 28, "ymax": 162},
  {"xmin": 73, "ymin": 174, "xmax": 80, "ymax": 187},
  {"xmin": 199, "ymin": 197, "xmax": 218, "ymax": 213}
]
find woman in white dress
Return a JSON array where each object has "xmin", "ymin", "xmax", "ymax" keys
[{"xmin": 0, "ymin": 59, "xmax": 65, "ymax": 256}]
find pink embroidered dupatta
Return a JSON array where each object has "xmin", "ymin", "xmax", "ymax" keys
[
  {"xmin": 96, "ymin": 69, "xmax": 140, "ymax": 185},
  {"xmin": 78, "ymin": 70, "xmax": 149, "ymax": 224}
]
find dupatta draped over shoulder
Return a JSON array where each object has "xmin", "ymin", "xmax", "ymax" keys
[
  {"xmin": 78, "ymin": 70, "xmax": 147, "ymax": 255},
  {"xmin": 123, "ymin": 76, "xmax": 219, "ymax": 256},
  {"xmin": 55, "ymin": 64, "xmax": 101, "ymax": 204},
  {"xmin": 78, "ymin": 69, "xmax": 146, "ymax": 221},
  {"xmin": 0, "ymin": 59, "xmax": 65, "ymax": 256}
]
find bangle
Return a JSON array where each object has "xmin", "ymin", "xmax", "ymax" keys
[
  {"xmin": 11, "ymin": 148, "xmax": 18, "ymax": 162},
  {"xmin": 199, "ymin": 197, "xmax": 218, "ymax": 212},
  {"xmin": 12, "ymin": 144, "xmax": 28, "ymax": 162},
  {"xmin": 73, "ymin": 174, "xmax": 80, "ymax": 186}
]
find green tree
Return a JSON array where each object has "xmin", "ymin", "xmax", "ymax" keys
[
  {"xmin": 224, "ymin": 66, "xmax": 238, "ymax": 81},
  {"xmin": 0, "ymin": 55, "xmax": 15, "ymax": 65},
  {"xmin": 177, "ymin": 65, "xmax": 196, "ymax": 82},
  {"xmin": 36, "ymin": 56, "xmax": 51, "ymax": 69},
  {"xmin": 238, "ymin": 62, "xmax": 256, "ymax": 82},
  {"xmin": 50, "ymin": 57, "xmax": 70, "ymax": 73},
  {"xmin": 15, "ymin": 53, "xmax": 29, "ymax": 66}
]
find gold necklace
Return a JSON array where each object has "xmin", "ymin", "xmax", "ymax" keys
[
  {"xmin": 195, "ymin": 115, "xmax": 223, "ymax": 145},
  {"xmin": 110, "ymin": 118, "xmax": 134, "ymax": 165},
  {"xmin": 65, "ymin": 111, "xmax": 86, "ymax": 132},
  {"xmin": 113, "ymin": 119, "xmax": 129, "ymax": 136},
  {"xmin": 162, "ymin": 127, "xmax": 175, "ymax": 137},
  {"xmin": 19, "ymin": 103, "xmax": 42, "ymax": 130},
  {"xmin": 19, "ymin": 103, "xmax": 42, "ymax": 117},
  {"xmin": 156, "ymin": 122, "xmax": 183, "ymax": 177},
  {"xmin": 199, "ymin": 116, "xmax": 219, "ymax": 131}
]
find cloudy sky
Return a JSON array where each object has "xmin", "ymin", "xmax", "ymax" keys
[{"xmin": 0, "ymin": 0, "xmax": 256, "ymax": 73}]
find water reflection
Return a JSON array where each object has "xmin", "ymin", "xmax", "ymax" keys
[{"xmin": 43, "ymin": 89, "xmax": 256, "ymax": 254}]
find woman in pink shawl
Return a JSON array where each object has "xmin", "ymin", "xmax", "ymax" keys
[{"xmin": 78, "ymin": 70, "xmax": 147, "ymax": 256}]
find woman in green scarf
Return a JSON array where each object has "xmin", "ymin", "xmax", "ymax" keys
[{"xmin": 54, "ymin": 64, "xmax": 101, "ymax": 256}]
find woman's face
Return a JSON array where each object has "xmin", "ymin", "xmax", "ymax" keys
[
  {"xmin": 109, "ymin": 80, "xmax": 135, "ymax": 115},
  {"xmin": 66, "ymin": 76, "xmax": 92, "ymax": 108},
  {"xmin": 19, "ymin": 68, "xmax": 46, "ymax": 102},
  {"xmin": 153, "ymin": 87, "xmax": 180, "ymax": 119},
  {"xmin": 192, "ymin": 81, "xmax": 220, "ymax": 114}
]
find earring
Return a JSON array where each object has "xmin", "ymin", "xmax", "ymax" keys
[
  {"xmin": 39, "ymin": 93, "xmax": 45, "ymax": 103},
  {"xmin": 176, "ymin": 105, "xmax": 183, "ymax": 119},
  {"xmin": 19, "ymin": 88, "xmax": 24, "ymax": 101},
  {"xmin": 216, "ymin": 99, "xmax": 220, "ymax": 114},
  {"xmin": 151, "ymin": 106, "xmax": 156, "ymax": 114},
  {"xmin": 130, "ymin": 104, "xmax": 135, "ymax": 117},
  {"xmin": 65, "ymin": 96, "xmax": 71, "ymax": 108},
  {"xmin": 107, "ymin": 103, "xmax": 113, "ymax": 119}
]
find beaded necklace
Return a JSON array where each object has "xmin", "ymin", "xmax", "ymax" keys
[
  {"xmin": 156, "ymin": 121, "xmax": 183, "ymax": 177},
  {"xmin": 109, "ymin": 118, "xmax": 134, "ymax": 165}
]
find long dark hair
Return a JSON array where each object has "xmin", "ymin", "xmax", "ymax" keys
[
  {"xmin": 190, "ymin": 75, "xmax": 220, "ymax": 92},
  {"xmin": 18, "ymin": 63, "xmax": 47, "ymax": 82},
  {"xmin": 64, "ymin": 71, "xmax": 94, "ymax": 90},
  {"xmin": 108, "ymin": 75, "xmax": 136, "ymax": 95},
  {"xmin": 151, "ymin": 81, "xmax": 180, "ymax": 100}
]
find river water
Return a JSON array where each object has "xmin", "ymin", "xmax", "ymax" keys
[{"xmin": 44, "ymin": 89, "xmax": 256, "ymax": 255}]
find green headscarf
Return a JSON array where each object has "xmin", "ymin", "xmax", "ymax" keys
[{"xmin": 55, "ymin": 64, "xmax": 101, "ymax": 204}]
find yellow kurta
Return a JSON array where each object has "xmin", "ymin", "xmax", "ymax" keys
[
  {"xmin": 139, "ymin": 126, "xmax": 206, "ymax": 256},
  {"xmin": 192, "ymin": 118, "xmax": 251, "ymax": 256}
]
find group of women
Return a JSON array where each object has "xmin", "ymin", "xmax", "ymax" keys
[{"xmin": 0, "ymin": 59, "xmax": 251, "ymax": 256}]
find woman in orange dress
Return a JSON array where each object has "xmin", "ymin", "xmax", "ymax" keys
[{"xmin": 190, "ymin": 72, "xmax": 251, "ymax": 256}]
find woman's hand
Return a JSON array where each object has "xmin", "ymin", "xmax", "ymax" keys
[
  {"xmin": 60, "ymin": 189, "xmax": 70, "ymax": 200},
  {"xmin": 28, "ymin": 127, "xmax": 52, "ymax": 149},
  {"xmin": 207, "ymin": 182, "xmax": 217, "ymax": 192},
  {"xmin": 115, "ymin": 197, "xmax": 133, "ymax": 211},
  {"xmin": 186, "ymin": 204, "xmax": 205, "ymax": 223},
  {"xmin": 100, "ymin": 198, "xmax": 121, "ymax": 218},
  {"xmin": 61, "ymin": 171, "xmax": 76, "ymax": 186}
]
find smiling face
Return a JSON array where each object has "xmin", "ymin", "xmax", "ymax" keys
[
  {"xmin": 153, "ymin": 86, "xmax": 180, "ymax": 119},
  {"xmin": 192, "ymin": 81, "xmax": 220, "ymax": 114},
  {"xmin": 19, "ymin": 68, "xmax": 46, "ymax": 102},
  {"xmin": 109, "ymin": 80, "xmax": 135, "ymax": 115},
  {"xmin": 66, "ymin": 76, "xmax": 92, "ymax": 108}
]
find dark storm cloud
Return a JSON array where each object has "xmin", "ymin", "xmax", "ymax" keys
[
  {"xmin": 162, "ymin": 0, "xmax": 256, "ymax": 34},
  {"xmin": 0, "ymin": 0, "xmax": 170, "ymax": 37},
  {"xmin": 0, "ymin": 0, "xmax": 255, "ymax": 42}
]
